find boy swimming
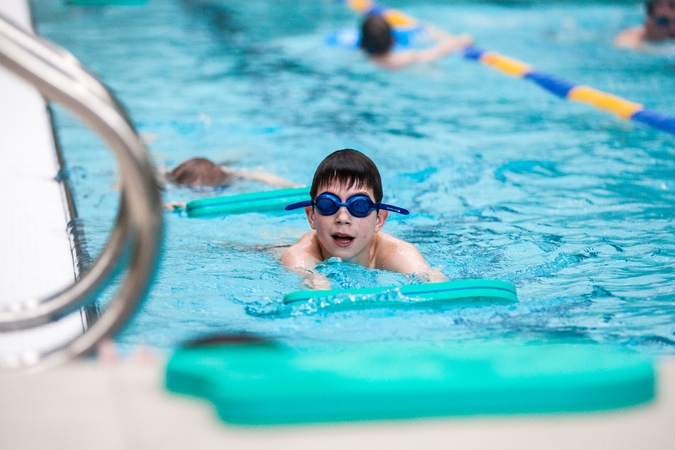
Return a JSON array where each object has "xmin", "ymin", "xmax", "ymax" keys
[
  {"xmin": 360, "ymin": 14, "xmax": 473, "ymax": 70},
  {"xmin": 281, "ymin": 149, "xmax": 445, "ymax": 289},
  {"xmin": 165, "ymin": 157, "xmax": 299, "ymax": 188},
  {"xmin": 162, "ymin": 157, "xmax": 301, "ymax": 210},
  {"xmin": 615, "ymin": 0, "xmax": 675, "ymax": 50}
]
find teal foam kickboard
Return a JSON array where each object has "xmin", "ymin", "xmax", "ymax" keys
[
  {"xmin": 165, "ymin": 341, "xmax": 655, "ymax": 425},
  {"xmin": 283, "ymin": 279, "xmax": 518, "ymax": 308},
  {"xmin": 186, "ymin": 186, "xmax": 310, "ymax": 218}
]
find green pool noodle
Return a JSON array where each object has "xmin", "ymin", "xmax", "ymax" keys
[
  {"xmin": 283, "ymin": 279, "xmax": 518, "ymax": 307},
  {"xmin": 186, "ymin": 186, "xmax": 310, "ymax": 217},
  {"xmin": 165, "ymin": 341, "xmax": 655, "ymax": 425}
]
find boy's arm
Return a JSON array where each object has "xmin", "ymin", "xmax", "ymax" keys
[
  {"xmin": 163, "ymin": 201, "xmax": 186, "ymax": 211},
  {"xmin": 281, "ymin": 233, "xmax": 332, "ymax": 290},
  {"xmin": 408, "ymin": 32, "xmax": 473, "ymax": 63},
  {"xmin": 377, "ymin": 32, "xmax": 473, "ymax": 69},
  {"xmin": 416, "ymin": 266, "xmax": 448, "ymax": 283},
  {"xmin": 614, "ymin": 27, "xmax": 645, "ymax": 49},
  {"xmin": 230, "ymin": 168, "xmax": 301, "ymax": 188},
  {"xmin": 378, "ymin": 236, "xmax": 448, "ymax": 282},
  {"xmin": 286, "ymin": 266, "xmax": 332, "ymax": 290}
]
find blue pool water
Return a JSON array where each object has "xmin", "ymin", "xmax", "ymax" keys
[{"xmin": 33, "ymin": 1, "xmax": 675, "ymax": 354}]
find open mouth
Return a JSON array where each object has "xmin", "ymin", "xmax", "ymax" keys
[{"xmin": 332, "ymin": 233, "xmax": 355, "ymax": 247}]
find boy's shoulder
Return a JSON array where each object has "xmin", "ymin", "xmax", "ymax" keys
[
  {"xmin": 281, "ymin": 231, "xmax": 323, "ymax": 268},
  {"xmin": 615, "ymin": 26, "xmax": 646, "ymax": 49},
  {"xmin": 374, "ymin": 232, "xmax": 429, "ymax": 273}
]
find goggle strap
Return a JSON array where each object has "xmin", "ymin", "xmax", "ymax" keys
[
  {"xmin": 285, "ymin": 200, "xmax": 313, "ymax": 211},
  {"xmin": 379, "ymin": 203, "xmax": 410, "ymax": 215}
]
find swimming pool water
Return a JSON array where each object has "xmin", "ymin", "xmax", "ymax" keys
[{"xmin": 33, "ymin": 0, "xmax": 675, "ymax": 354}]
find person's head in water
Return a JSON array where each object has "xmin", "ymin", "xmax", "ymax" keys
[
  {"xmin": 309, "ymin": 149, "xmax": 383, "ymax": 203},
  {"xmin": 360, "ymin": 14, "xmax": 394, "ymax": 56},
  {"xmin": 167, "ymin": 157, "xmax": 231, "ymax": 187},
  {"xmin": 645, "ymin": 0, "xmax": 675, "ymax": 40},
  {"xmin": 294, "ymin": 149, "xmax": 397, "ymax": 266},
  {"xmin": 280, "ymin": 148, "xmax": 439, "ymax": 286}
]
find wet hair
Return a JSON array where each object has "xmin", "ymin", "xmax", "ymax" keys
[
  {"xmin": 166, "ymin": 157, "xmax": 232, "ymax": 187},
  {"xmin": 310, "ymin": 149, "xmax": 383, "ymax": 202},
  {"xmin": 647, "ymin": 0, "xmax": 675, "ymax": 15},
  {"xmin": 360, "ymin": 14, "xmax": 394, "ymax": 56}
]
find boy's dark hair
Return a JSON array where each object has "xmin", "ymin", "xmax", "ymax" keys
[
  {"xmin": 310, "ymin": 149, "xmax": 383, "ymax": 202},
  {"xmin": 360, "ymin": 14, "xmax": 394, "ymax": 56},
  {"xmin": 646, "ymin": 0, "xmax": 672, "ymax": 15},
  {"xmin": 167, "ymin": 157, "xmax": 232, "ymax": 187}
]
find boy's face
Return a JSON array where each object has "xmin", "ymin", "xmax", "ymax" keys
[
  {"xmin": 646, "ymin": 1, "xmax": 675, "ymax": 40},
  {"xmin": 305, "ymin": 181, "xmax": 388, "ymax": 264}
]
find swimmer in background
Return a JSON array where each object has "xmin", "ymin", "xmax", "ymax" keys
[
  {"xmin": 360, "ymin": 14, "xmax": 473, "ymax": 70},
  {"xmin": 615, "ymin": 0, "xmax": 675, "ymax": 49},
  {"xmin": 281, "ymin": 149, "xmax": 446, "ymax": 289},
  {"xmin": 163, "ymin": 157, "xmax": 301, "ymax": 210}
]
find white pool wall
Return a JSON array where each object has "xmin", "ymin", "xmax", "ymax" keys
[{"xmin": 0, "ymin": 0, "xmax": 87, "ymax": 357}]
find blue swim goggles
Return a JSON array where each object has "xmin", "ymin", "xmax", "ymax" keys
[
  {"xmin": 653, "ymin": 16, "xmax": 674, "ymax": 27},
  {"xmin": 285, "ymin": 192, "xmax": 409, "ymax": 217}
]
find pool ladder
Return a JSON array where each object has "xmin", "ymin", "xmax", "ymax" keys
[{"xmin": 0, "ymin": 14, "xmax": 162, "ymax": 371}]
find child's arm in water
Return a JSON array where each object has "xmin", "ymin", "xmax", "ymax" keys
[
  {"xmin": 164, "ymin": 201, "xmax": 187, "ymax": 211},
  {"xmin": 227, "ymin": 168, "xmax": 302, "ymax": 188},
  {"xmin": 281, "ymin": 231, "xmax": 447, "ymax": 289},
  {"xmin": 281, "ymin": 232, "xmax": 332, "ymax": 289},
  {"xmin": 374, "ymin": 232, "xmax": 448, "ymax": 282},
  {"xmin": 614, "ymin": 27, "xmax": 646, "ymax": 49},
  {"xmin": 370, "ymin": 31, "xmax": 473, "ymax": 70}
]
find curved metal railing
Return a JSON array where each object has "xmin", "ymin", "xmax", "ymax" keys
[{"xmin": 0, "ymin": 13, "xmax": 162, "ymax": 371}]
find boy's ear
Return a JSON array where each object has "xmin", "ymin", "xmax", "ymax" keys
[
  {"xmin": 305, "ymin": 206, "xmax": 316, "ymax": 230},
  {"xmin": 375, "ymin": 209, "xmax": 388, "ymax": 232}
]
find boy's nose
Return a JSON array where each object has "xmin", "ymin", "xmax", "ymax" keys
[{"xmin": 334, "ymin": 206, "xmax": 352, "ymax": 223}]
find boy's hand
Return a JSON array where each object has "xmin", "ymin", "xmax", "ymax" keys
[
  {"xmin": 302, "ymin": 272, "xmax": 332, "ymax": 290},
  {"xmin": 415, "ymin": 267, "xmax": 448, "ymax": 283},
  {"xmin": 439, "ymin": 33, "xmax": 473, "ymax": 51},
  {"xmin": 427, "ymin": 25, "xmax": 473, "ymax": 47},
  {"xmin": 163, "ymin": 201, "xmax": 186, "ymax": 211},
  {"xmin": 455, "ymin": 33, "xmax": 474, "ymax": 47}
]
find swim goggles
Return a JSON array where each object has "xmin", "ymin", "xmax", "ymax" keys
[
  {"xmin": 285, "ymin": 192, "xmax": 409, "ymax": 217},
  {"xmin": 653, "ymin": 16, "xmax": 674, "ymax": 27}
]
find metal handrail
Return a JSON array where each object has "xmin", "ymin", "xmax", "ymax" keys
[
  {"xmin": 1, "ymin": 16, "xmax": 110, "ymax": 102},
  {"xmin": 0, "ymin": 15, "xmax": 131, "ymax": 331},
  {"xmin": 0, "ymin": 13, "xmax": 163, "ymax": 370},
  {"xmin": 0, "ymin": 14, "xmax": 132, "ymax": 331}
]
